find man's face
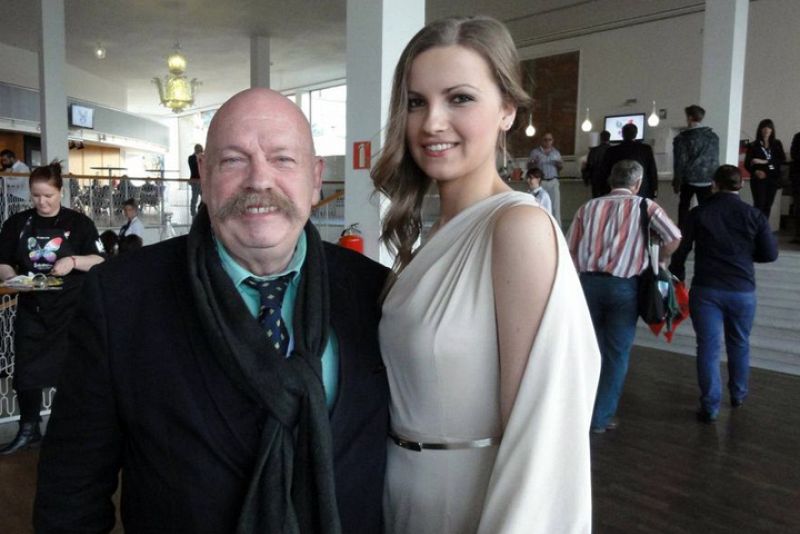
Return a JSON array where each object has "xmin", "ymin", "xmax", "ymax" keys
[
  {"xmin": 542, "ymin": 135, "xmax": 554, "ymax": 148},
  {"xmin": 123, "ymin": 205, "xmax": 136, "ymax": 220},
  {"xmin": 0, "ymin": 155, "xmax": 10, "ymax": 169},
  {"xmin": 201, "ymin": 90, "xmax": 323, "ymax": 272}
]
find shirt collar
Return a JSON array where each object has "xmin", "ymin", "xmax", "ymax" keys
[
  {"xmin": 608, "ymin": 188, "xmax": 637, "ymax": 196},
  {"xmin": 215, "ymin": 230, "xmax": 307, "ymax": 288}
]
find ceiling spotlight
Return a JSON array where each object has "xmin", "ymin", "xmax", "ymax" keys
[{"xmin": 94, "ymin": 42, "xmax": 106, "ymax": 60}]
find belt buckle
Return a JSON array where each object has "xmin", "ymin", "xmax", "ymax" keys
[{"xmin": 395, "ymin": 436, "xmax": 422, "ymax": 452}]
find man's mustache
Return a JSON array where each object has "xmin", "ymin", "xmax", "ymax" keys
[{"xmin": 214, "ymin": 190, "xmax": 298, "ymax": 221}]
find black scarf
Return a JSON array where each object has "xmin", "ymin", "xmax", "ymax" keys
[{"xmin": 186, "ymin": 205, "xmax": 341, "ymax": 534}]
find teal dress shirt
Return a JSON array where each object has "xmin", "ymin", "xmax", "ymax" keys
[{"xmin": 216, "ymin": 233, "xmax": 339, "ymax": 409}]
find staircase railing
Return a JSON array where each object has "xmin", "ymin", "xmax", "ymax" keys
[{"xmin": 311, "ymin": 190, "xmax": 345, "ymax": 243}]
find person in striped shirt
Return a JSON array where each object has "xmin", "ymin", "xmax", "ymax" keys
[{"xmin": 567, "ymin": 159, "xmax": 681, "ymax": 433}]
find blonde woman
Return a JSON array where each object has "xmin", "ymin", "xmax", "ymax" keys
[{"xmin": 372, "ymin": 16, "xmax": 600, "ymax": 534}]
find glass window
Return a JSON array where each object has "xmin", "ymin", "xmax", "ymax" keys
[{"xmin": 309, "ymin": 85, "xmax": 346, "ymax": 156}]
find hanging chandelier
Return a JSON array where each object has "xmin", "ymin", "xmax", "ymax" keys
[{"xmin": 152, "ymin": 43, "xmax": 201, "ymax": 113}]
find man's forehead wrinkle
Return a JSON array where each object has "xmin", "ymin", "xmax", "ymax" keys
[
  {"xmin": 210, "ymin": 118, "xmax": 310, "ymax": 152},
  {"xmin": 205, "ymin": 90, "xmax": 315, "ymax": 157}
]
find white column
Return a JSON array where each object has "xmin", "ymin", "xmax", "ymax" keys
[
  {"xmin": 345, "ymin": 0, "xmax": 424, "ymax": 265},
  {"xmin": 250, "ymin": 36, "xmax": 271, "ymax": 88},
  {"xmin": 38, "ymin": 0, "xmax": 69, "ymax": 171},
  {"xmin": 699, "ymin": 0, "xmax": 748, "ymax": 166}
]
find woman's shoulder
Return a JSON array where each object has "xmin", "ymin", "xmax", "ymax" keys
[
  {"xmin": 491, "ymin": 198, "xmax": 557, "ymax": 267},
  {"xmin": 490, "ymin": 193, "xmax": 554, "ymax": 236},
  {"xmin": 6, "ymin": 208, "xmax": 34, "ymax": 222},
  {"xmin": 1, "ymin": 209, "xmax": 33, "ymax": 230}
]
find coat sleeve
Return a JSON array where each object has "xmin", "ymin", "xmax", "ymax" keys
[
  {"xmin": 669, "ymin": 210, "xmax": 695, "ymax": 281},
  {"xmin": 791, "ymin": 133, "xmax": 800, "ymax": 163},
  {"xmin": 744, "ymin": 143, "xmax": 756, "ymax": 173},
  {"xmin": 647, "ymin": 147, "xmax": 658, "ymax": 195},
  {"xmin": 772, "ymin": 140, "xmax": 786, "ymax": 168},
  {"xmin": 34, "ymin": 270, "xmax": 122, "ymax": 534},
  {"xmin": 673, "ymin": 136, "xmax": 686, "ymax": 188},
  {"xmin": 752, "ymin": 212, "xmax": 778, "ymax": 263}
]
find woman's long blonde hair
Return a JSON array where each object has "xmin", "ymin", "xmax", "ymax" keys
[{"xmin": 371, "ymin": 16, "xmax": 531, "ymax": 271}]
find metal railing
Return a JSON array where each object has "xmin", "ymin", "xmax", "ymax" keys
[
  {"xmin": 311, "ymin": 190, "xmax": 345, "ymax": 243},
  {"xmin": 0, "ymin": 172, "xmax": 196, "ymax": 237}
]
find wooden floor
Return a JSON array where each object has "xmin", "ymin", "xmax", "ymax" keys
[
  {"xmin": 0, "ymin": 347, "xmax": 798, "ymax": 533},
  {"xmin": 593, "ymin": 346, "xmax": 800, "ymax": 533}
]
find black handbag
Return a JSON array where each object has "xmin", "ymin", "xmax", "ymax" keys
[{"xmin": 637, "ymin": 199, "xmax": 670, "ymax": 324}]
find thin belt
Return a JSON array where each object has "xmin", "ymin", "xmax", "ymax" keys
[{"xmin": 389, "ymin": 431, "xmax": 500, "ymax": 452}]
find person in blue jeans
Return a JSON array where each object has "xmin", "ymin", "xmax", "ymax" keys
[
  {"xmin": 670, "ymin": 165, "xmax": 778, "ymax": 423},
  {"xmin": 568, "ymin": 160, "xmax": 682, "ymax": 433}
]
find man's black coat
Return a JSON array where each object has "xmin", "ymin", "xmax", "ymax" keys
[
  {"xmin": 600, "ymin": 140, "xmax": 659, "ymax": 199},
  {"xmin": 34, "ymin": 236, "xmax": 389, "ymax": 533}
]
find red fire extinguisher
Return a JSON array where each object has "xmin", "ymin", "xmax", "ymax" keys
[{"xmin": 339, "ymin": 223, "xmax": 364, "ymax": 254}]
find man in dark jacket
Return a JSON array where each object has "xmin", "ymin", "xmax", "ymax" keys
[
  {"xmin": 790, "ymin": 130, "xmax": 800, "ymax": 243},
  {"xmin": 600, "ymin": 123, "xmax": 658, "ymax": 199},
  {"xmin": 582, "ymin": 130, "xmax": 611, "ymax": 198},
  {"xmin": 187, "ymin": 143, "xmax": 203, "ymax": 217},
  {"xmin": 672, "ymin": 105, "xmax": 719, "ymax": 229},
  {"xmin": 35, "ymin": 88, "xmax": 389, "ymax": 534},
  {"xmin": 670, "ymin": 165, "xmax": 777, "ymax": 424}
]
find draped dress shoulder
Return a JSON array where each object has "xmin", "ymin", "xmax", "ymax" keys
[{"xmin": 380, "ymin": 191, "xmax": 600, "ymax": 534}]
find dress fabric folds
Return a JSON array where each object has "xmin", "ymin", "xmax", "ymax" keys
[{"xmin": 380, "ymin": 191, "xmax": 601, "ymax": 534}]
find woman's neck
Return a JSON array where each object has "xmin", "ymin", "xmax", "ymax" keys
[{"xmin": 436, "ymin": 170, "xmax": 509, "ymax": 227}]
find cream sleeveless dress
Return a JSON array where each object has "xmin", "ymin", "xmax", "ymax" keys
[{"xmin": 380, "ymin": 191, "xmax": 600, "ymax": 534}]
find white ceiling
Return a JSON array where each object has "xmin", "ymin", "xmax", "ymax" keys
[{"xmin": 0, "ymin": 0, "xmax": 705, "ymax": 117}]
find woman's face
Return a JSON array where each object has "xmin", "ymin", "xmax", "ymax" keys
[
  {"xmin": 760, "ymin": 125, "xmax": 773, "ymax": 141},
  {"xmin": 405, "ymin": 45, "xmax": 514, "ymax": 186},
  {"xmin": 30, "ymin": 181, "xmax": 62, "ymax": 217}
]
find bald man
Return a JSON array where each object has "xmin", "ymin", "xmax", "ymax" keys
[{"xmin": 35, "ymin": 89, "xmax": 389, "ymax": 534}]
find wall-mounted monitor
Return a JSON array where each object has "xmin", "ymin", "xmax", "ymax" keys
[
  {"xmin": 70, "ymin": 104, "xmax": 94, "ymax": 129},
  {"xmin": 604, "ymin": 113, "xmax": 645, "ymax": 142}
]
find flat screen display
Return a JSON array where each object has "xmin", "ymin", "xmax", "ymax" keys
[
  {"xmin": 604, "ymin": 113, "xmax": 645, "ymax": 142},
  {"xmin": 70, "ymin": 104, "xmax": 94, "ymax": 129}
]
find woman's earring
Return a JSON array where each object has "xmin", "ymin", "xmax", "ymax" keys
[{"xmin": 501, "ymin": 129, "xmax": 508, "ymax": 171}]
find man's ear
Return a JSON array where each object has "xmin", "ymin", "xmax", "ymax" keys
[{"xmin": 311, "ymin": 157, "xmax": 325, "ymax": 205}]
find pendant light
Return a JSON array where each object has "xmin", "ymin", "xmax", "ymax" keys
[
  {"xmin": 580, "ymin": 107, "xmax": 592, "ymax": 132},
  {"xmin": 525, "ymin": 113, "xmax": 536, "ymax": 137},
  {"xmin": 647, "ymin": 100, "xmax": 660, "ymax": 127}
]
